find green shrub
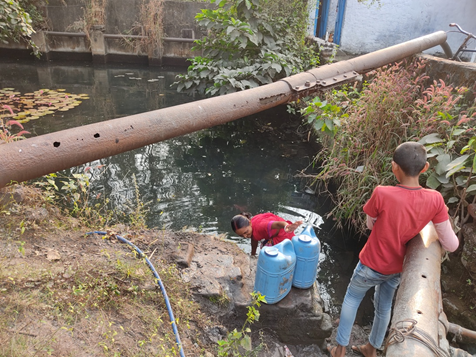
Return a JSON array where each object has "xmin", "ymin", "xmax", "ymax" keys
[
  {"xmin": 302, "ymin": 58, "xmax": 476, "ymax": 235},
  {"xmin": 173, "ymin": 0, "xmax": 319, "ymax": 96},
  {"xmin": 0, "ymin": 0, "xmax": 39, "ymax": 55}
]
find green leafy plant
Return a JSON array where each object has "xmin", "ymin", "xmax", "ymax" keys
[
  {"xmin": 209, "ymin": 291, "xmax": 230, "ymax": 306},
  {"xmin": 17, "ymin": 240, "xmax": 26, "ymax": 255},
  {"xmin": 301, "ymin": 58, "xmax": 476, "ymax": 235},
  {"xmin": 217, "ymin": 291, "xmax": 265, "ymax": 356},
  {"xmin": 19, "ymin": 0, "xmax": 48, "ymax": 30},
  {"xmin": 0, "ymin": 0, "xmax": 39, "ymax": 55},
  {"xmin": 301, "ymin": 95, "xmax": 346, "ymax": 137},
  {"xmin": 126, "ymin": 173, "xmax": 150, "ymax": 230},
  {"xmin": 420, "ymin": 129, "xmax": 476, "ymax": 233},
  {"xmin": 173, "ymin": 0, "xmax": 319, "ymax": 96},
  {"xmin": 35, "ymin": 169, "xmax": 115, "ymax": 227}
]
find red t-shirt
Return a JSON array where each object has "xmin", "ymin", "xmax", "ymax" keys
[
  {"xmin": 251, "ymin": 213, "xmax": 294, "ymax": 246},
  {"xmin": 361, "ymin": 185, "xmax": 448, "ymax": 275}
]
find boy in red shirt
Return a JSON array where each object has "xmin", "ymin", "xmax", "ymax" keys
[{"xmin": 327, "ymin": 142, "xmax": 459, "ymax": 357}]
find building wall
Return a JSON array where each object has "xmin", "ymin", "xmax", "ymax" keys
[
  {"xmin": 340, "ymin": 0, "xmax": 476, "ymax": 58},
  {"xmin": 1, "ymin": 0, "xmax": 211, "ymax": 65}
]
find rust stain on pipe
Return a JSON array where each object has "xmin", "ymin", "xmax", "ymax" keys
[
  {"xmin": 0, "ymin": 82, "xmax": 291, "ymax": 187},
  {"xmin": 0, "ymin": 31, "xmax": 448, "ymax": 188}
]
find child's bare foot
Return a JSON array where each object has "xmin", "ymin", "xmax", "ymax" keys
[
  {"xmin": 327, "ymin": 344, "xmax": 345, "ymax": 357},
  {"xmin": 351, "ymin": 343, "xmax": 377, "ymax": 357}
]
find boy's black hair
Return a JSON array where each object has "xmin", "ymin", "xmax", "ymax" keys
[
  {"xmin": 231, "ymin": 212, "xmax": 252, "ymax": 232},
  {"xmin": 393, "ymin": 142, "xmax": 427, "ymax": 177}
]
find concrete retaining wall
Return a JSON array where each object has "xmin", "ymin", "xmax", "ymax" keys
[
  {"xmin": 418, "ymin": 54, "xmax": 476, "ymax": 88},
  {"xmin": 1, "ymin": 0, "xmax": 211, "ymax": 66}
]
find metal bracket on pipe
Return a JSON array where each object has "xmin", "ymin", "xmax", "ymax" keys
[
  {"xmin": 280, "ymin": 75, "xmax": 317, "ymax": 93},
  {"xmin": 281, "ymin": 70, "xmax": 360, "ymax": 95},
  {"xmin": 316, "ymin": 70, "xmax": 360, "ymax": 88},
  {"xmin": 290, "ymin": 80, "xmax": 317, "ymax": 92}
]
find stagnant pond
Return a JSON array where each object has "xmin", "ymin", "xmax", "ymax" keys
[{"xmin": 0, "ymin": 59, "xmax": 372, "ymax": 321}]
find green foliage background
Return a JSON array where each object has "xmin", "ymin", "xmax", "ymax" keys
[
  {"xmin": 0, "ymin": 0, "xmax": 41, "ymax": 55},
  {"xmin": 301, "ymin": 58, "xmax": 476, "ymax": 236},
  {"xmin": 174, "ymin": 0, "xmax": 319, "ymax": 96}
]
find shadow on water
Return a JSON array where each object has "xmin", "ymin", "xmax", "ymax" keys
[{"xmin": 0, "ymin": 59, "xmax": 375, "ymax": 324}]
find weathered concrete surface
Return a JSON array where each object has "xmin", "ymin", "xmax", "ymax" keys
[
  {"xmin": 1, "ymin": 0, "xmax": 212, "ymax": 65},
  {"xmin": 461, "ymin": 224, "xmax": 476, "ymax": 277},
  {"xmin": 167, "ymin": 232, "xmax": 332, "ymax": 346},
  {"xmin": 44, "ymin": 0, "xmax": 85, "ymax": 32},
  {"xmin": 418, "ymin": 54, "xmax": 476, "ymax": 87},
  {"xmin": 441, "ymin": 222, "xmax": 476, "ymax": 349}
]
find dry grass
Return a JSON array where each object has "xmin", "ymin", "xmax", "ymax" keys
[{"xmin": 0, "ymin": 184, "xmax": 216, "ymax": 357}]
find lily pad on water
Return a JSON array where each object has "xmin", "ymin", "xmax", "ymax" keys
[{"xmin": 1, "ymin": 87, "xmax": 89, "ymax": 122}]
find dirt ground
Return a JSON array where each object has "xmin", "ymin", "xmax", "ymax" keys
[
  {"xmin": 2, "ymin": 185, "xmax": 476, "ymax": 357},
  {"xmin": 0, "ymin": 184, "xmax": 378, "ymax": 357},
  {"xmin": 0, "ymin": 186, "xmax": 227, "ymax": 357}
]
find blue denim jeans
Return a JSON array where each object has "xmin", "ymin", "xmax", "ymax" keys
[{"xmin": 336, "ymin": 261, "xmax": 401, "ymax": 349}]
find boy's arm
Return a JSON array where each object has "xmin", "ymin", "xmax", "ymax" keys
[
  {"xmin": 363, "ymin": 186, "xmax": 380, "ymax": 230},
  {"xmin": 366, "ymin": 215, "xmax": 377, "ymax": 230},
  {"xmin": 433, "ymin": 219, "xmax": 459, "ymax": 252}
]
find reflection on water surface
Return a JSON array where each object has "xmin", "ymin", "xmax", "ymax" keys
[{"xmin": 0, "ymin": 59, "xmax": 363, "ymax": 319}]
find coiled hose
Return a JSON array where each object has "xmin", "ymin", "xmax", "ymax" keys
[{"xmin": 86, "ymin": 231, "xmax": 185, "ymax": 357}]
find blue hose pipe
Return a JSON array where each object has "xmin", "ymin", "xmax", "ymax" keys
[{"xmin": 87, "ymin": 231, "xmax": 185, "ymax": 357}]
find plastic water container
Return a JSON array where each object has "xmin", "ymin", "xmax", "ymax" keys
[
  {"xmin": 254, "ymin": 239, "xmax": 296, "ymax": 304},
  {"xmin": 292, "ymin": 225, "xmax": 320, "ymax": 289}
]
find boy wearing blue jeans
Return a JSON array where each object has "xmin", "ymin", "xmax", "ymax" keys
[{"xmin": 327, "ymin": 142, "xmax": 459, "ymax": 357}]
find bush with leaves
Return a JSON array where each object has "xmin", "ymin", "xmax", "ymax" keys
[
  {"xmin": 420, "ymin": 121, "xmax": 476, "ymax": 235},
  {"xmin": 301, "ymin": 58, "xmax": 476, "ymax": 235},
  {"xmin": 174, "ymin": 0, "xmax": 319, "ymax": 96},
  {"xmin": 0, "ymin": 0, "xmax": 39, "ymax": 55}
]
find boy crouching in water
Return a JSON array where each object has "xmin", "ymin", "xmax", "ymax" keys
[{"xmin": 327, "ymin": 142, "xmax": 459, "ymax": 357}]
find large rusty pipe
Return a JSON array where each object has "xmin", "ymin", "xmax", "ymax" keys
[
  {"xmin": 0, "ymin": 31, "xmax": 448, "ymax": 188},
  {"xmin": 386, "ymin": 224, "xmax": 446, "ymax": 357}
]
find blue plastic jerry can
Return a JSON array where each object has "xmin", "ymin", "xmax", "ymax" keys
[
  {"xmin": 254, "ymin": 239, "xmax": 296, "ymax": 304},
  {"xmin": 292, "ymin": 225, "xmax": 320, "ymax": 289}
]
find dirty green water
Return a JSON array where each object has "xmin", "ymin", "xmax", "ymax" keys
[{"xmin": 0, "ymin": 59, "xmax": 371, "ymax": 322}]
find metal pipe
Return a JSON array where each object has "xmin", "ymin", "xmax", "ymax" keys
[
  {"xmin": 43, "ymin": 31, "xmax": 87, "ymax": 37},
  {"xmin": 103, "ymin": 35, "xmax": 195, "ymax": 42},
  {"xmin": 0, "ymin": 31, "xmax": 448, "ymax": 188},
  {"xmin": 440, "ymin": 41, "xmax": 453, "ymax": 59},
  {"xmin": 104, "ymin": 34, "xmax": 147, "ymax": 40},
  {"xmin": 43, "ymin": 31, "xmax": 194, "ymax": 43},
  {"xmin": 163, "ymin": 37, "xmax": 195, "ymax": 43},
  {"xmin": 449, "ymin": 322, "xmax": 476, "ymax": 343},
  {"xmin": 386, "ymin": 224, "xmax": 448, "ymax": 357}
]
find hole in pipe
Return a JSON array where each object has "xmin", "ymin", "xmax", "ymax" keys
[
  {"xmin": 53, "ymin": 142, "xmax": 60, "ymax": 147},
  {"xmin": 417, "ymin": 310, "xmax": 423, "ymax": 315},
  {"xmin": 422, "ymin": 275, "xmax": 427, "ymax": 278},
  {"xmin": 94, "ymin": 133, "xmax": 100, "ymax": 138}
]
